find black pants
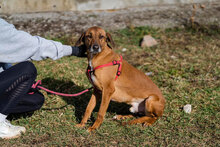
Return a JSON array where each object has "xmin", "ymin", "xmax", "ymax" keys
[{"xmin": 0, "ymin": 62, "xmax": 44, "ymax": 115}]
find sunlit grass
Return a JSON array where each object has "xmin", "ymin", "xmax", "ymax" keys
[{"xmin": 1, "ymin": 25, "xmax": 219, "ymax": 146}]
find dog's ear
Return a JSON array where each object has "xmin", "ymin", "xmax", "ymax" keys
[
  {"xmin": 106, "ymin": 32, "xmax": 115, "ymax": 49},
  {"xmin": 75, "ymin": 32, "xmax": 85, "ymax": 46}
]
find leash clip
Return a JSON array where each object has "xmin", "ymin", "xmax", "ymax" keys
[
  {"xmin": 116, "ymin": 71, "xmax": 121, "ymax": 76},
  {"xmin": 87, "ymin": 67, "xmax": 94, "ymax": 74},
  {"xmin": 112, "ymin": 60, "xmax": 118, "ymax": 65}
]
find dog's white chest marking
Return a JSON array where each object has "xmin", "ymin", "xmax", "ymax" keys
[
  {"xmin": 91, "ymin": 74, "xmax": 96, "ymax": 82},
  {"xmin": 89, "ymin": 60, "xmax": 97, "ymax": 83},
  {"xmin": 89, "ymin": 60, "xmax": 93, "ymax": 70}
]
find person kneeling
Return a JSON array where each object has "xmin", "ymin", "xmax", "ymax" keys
[{"xmin": 0, "ymin": 18, "xmax": 85, "ymax": 139}]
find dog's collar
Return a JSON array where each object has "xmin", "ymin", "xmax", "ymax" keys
[{"xmin": 87, "ymin": 55, "xmax": 123, "ymax": 84}]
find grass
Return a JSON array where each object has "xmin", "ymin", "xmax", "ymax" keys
[{"xmin": 1, "ymin": 25, "xmax": 219, "ymax": 146}]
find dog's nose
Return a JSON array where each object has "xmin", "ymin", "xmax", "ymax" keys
[{"xmin": 93, "ymin": 45, "xmax": 99, "ymax": 50}]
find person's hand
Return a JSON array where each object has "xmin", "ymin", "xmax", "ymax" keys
[{"xmin": 71, "ymin": 45, "xmax": 87, "ymax": 57}]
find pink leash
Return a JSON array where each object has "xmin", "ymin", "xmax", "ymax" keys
[{"xmin": 30, "ymin": 80, "xmax": 93, "ymax": 97}]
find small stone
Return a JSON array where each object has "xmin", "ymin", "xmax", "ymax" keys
[
  {"xmin": 140, "ymin": 35, "xmax": 158, "ymax": 48},
  {"xmin": 113, "ymin": 115, "xmax": 117, "ymax": 120},
  {"xmin": 200, "ymin": 4, "xmax": 205, "ymax": 9},
  {"xmin": 122, "ymin": 48, "xmax": 127, "ymax": 52},
  {"xmin": 183, "ymin": 104, "xmax": 192, "ymax": 114},
  {"xmin": 171, "ymin": 55, "xmax": 177, "ymax": 59},
  {"xmin": 145, "ymin": 72, "xmax": 153, "ymax": 76}
]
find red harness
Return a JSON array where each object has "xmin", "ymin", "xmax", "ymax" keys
[{"xmin": 87, "ymin": 55, "xmax": 123, "ymax": 84}]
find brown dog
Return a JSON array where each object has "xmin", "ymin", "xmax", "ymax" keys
[{"xmin": 75, "ymin": 26, "xmax": 165, "ymax": 132}]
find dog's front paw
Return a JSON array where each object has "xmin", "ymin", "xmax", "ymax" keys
[
  {"xmin": 75, "ymin": 123, "xmax": 85, "ymax": 128},
  {"xmin": 87, "ymin": 127, "xmax": 96, "ymax": 132}
]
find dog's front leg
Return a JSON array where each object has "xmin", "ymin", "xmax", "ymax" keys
[
  {"xmin": 76, "ymin": 92, "xmax": 100, "ymax": 128},
  {"xmin": 88, "ymin": 85, "xmax": 115, "ymax": 132}
]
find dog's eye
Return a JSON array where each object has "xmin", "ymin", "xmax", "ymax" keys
[
  {"xmin": 86, "ymin": 35, "xmax": 92, "ymax": 39},
  {"xmin": 99, "ymin": 35, "xmax": 104, "ymax": 39}
]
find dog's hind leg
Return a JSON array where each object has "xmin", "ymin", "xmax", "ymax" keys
[{"xmin": 123, "ymin": 94, "xmax": 165, "ymax": 126}]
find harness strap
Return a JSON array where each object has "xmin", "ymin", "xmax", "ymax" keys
[
  {"xmin": 87, "ymin": 55, "xmax": 123, "ymax": 82},
  {"xmin": 87, "ymin": 67, "xmax": 94, "ymax": 85}
]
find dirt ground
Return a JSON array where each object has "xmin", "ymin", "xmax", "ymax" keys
[{"xmin": 0, "ymin": 2, "xmax": 220, "ymax": 37}]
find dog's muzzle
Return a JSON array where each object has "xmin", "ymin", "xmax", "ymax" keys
[{"xmin": 90, "ymin": 44, "xmax": 101, "ymax": 54}]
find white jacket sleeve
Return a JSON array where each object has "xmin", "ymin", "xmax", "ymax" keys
[{"xmin": 0, "ymin": 18, "xmax": 72, "ymax": 63}]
